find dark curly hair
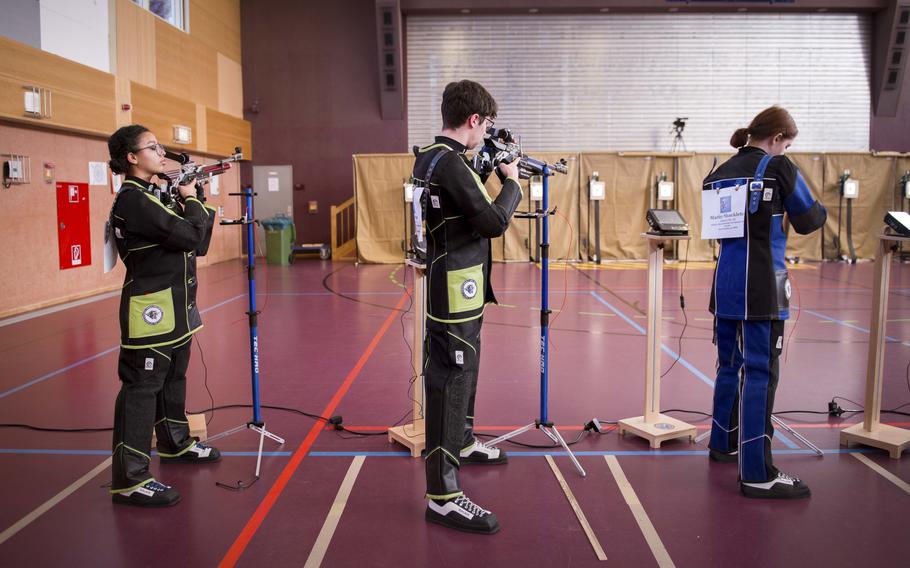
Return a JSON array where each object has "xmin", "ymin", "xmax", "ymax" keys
[{"xmin": 108, "ymin": 124, "xmax": 150, "ymax": 175}]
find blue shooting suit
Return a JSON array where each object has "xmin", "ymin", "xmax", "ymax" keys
[{"xmin": 705, "ymin": 147, "xmax": 826, "ymax": 482}]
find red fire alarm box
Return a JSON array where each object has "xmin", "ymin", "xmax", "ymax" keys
[{"xmin": 56, "ymin": 181, "xmax": 92, "ymax": 270}]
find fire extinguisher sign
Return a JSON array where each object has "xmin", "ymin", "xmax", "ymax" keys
[{"xmin": 56, "ymin": 182, "xmax": 92, "ymax": 270}]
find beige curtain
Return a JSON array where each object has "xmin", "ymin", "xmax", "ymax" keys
[{"xmin": 353, "ymin": 152, "xmax": 908, "ymax": 264}]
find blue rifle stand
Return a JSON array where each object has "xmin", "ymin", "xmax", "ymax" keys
[
  {"xmin": 209, "ymin": 185, "xmax": 285, "ymax": 488},
  {"xmin": 487, "ymin": 166, "xmax": 586, "ymax": 477}
]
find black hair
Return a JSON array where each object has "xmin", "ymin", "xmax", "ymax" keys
[
  {"xmin": 441, "ymin": 80, "xmax": 497, "ymax": 130},
  {"xmin": 108, "ymin": 124, "xmax": 150, "ymax": 175}
]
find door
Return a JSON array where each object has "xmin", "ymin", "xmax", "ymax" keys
[{"xmin": 252, "ymin": 165, "xmax": 294, "ymax": 253}]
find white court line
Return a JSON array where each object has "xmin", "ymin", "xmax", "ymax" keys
[
  {"xmin": 0, "ymin": 291, "xmax": 119, "ymax": 327},
  {"xmin": 604, "ymin": 456, "xmax": 675, "ymax": 568},
  {"xmin": 851, "ymin": 454, "xmax": 910, "ymax": 494},
  {"xmin": 545, "ymin": 455, "xmax": 607, "ymax": 561},
  {"xmin": 304, "ymin": 455, "xmax": 366, "ymax": 568},
  {"xmin": 0, "ymin": 458, "xmax": 111, "ymax": 545}
]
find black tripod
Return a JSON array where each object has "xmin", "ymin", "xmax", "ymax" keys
[{"xmin": 208, "ymin": 185, "xmax": 285, "ymax": 488}]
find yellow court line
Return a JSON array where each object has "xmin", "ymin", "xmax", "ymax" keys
[
  {"xmin": 851, "ymin": 454, "xmax": 910, "ymax": 495},
  {"xmin": 304, "ymin": 455, "xmax": 367, "ymax": 568},
  {"xmin": 579, "ymin": 311, "xmax": 616, "ymax": 317},
  {"xmin": 545, "ymin": 455, "xmax": 607, "ymax": 561},
  {"xmin": 604, "ymin": 456, "xmax": 676, "ymax": 568}
]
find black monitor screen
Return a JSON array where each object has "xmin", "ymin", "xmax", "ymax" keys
[{"xmin": 649, "ymin": 209, "xmax": 686, "ymax": 225}]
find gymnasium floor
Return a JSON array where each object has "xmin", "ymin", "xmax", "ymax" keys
[{"xmin": 1, "ymin": 257, "xmax": 909, "ymax": 567}]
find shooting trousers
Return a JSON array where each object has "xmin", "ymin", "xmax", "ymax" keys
[
  {"xmin": 424, "ymin": 317, "xmax": 483, "ymax": 498},
  {"xmin": 710, "ymin": 318, "xmax": 785, "ymax": 483},
  {"xmin": 112, "ymin": 338, "xmax": 195, "ymax": 490}
]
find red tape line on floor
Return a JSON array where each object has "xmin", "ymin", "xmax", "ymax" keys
[{"xmin": 219, "ymin": 290, "xmax": 411, "ymax": 568}]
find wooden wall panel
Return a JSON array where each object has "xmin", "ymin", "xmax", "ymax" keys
[
  {"xmin": 190, "ymin": 0, "xmax": 242, "ymax": 63},
  {"xmin": 131, "ymin": 82, "xmax": 198, "ymax": 152},
  {"xmin": 206, "ymin": 107, "xmax": 251, "ymax": 158},
  {"xmin": 0, "ymin": 122, "xmax": 243, "ymax": 318},
  {"xmin": 0, "ymin": 122, "xmax": 124, "ymax": 318},
  {"xmin": 155, "ymin": 19, "xmax": 218, "ymax": 110},
  {"xmin": 217, "ymin": 52, "xmax": 243, "ymax": 117},
  {"xmin": 195, "ymin": 162, "xmax": 242, "ymax": 266},
  {"xmin": 0, "ymin": 37, "xmax": 116, "ymax": 135},
  {"xmin": 115, "ymin": 0, "xmax": 156, "ymax": 87}
]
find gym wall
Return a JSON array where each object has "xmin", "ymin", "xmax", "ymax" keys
[{"xmin": 0, "ymin": 0, "xmax": 251, "ymax": 318}]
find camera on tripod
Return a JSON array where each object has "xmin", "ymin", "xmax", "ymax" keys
[
  {"xmin": 471, "ymin": 127, "xmax": 568, "ymax": 179},
  {"xmin": 672, "ymin": 117, "xmax": 687, "ymax": 135}
]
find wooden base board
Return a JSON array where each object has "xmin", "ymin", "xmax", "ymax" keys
[
  {"xmin": 618, "ymin": 414, "xmax": 697, "ymax": 449},
  {"xmin": 152, "ymin": 413, "xmax": 208, "ymax": 446},
  {"xmin": 840, "ymin": 423, "xmax": 910, "ymax": 459},
  {"xmin": 388, "ymin": 423, "xmax": 425, "ymax": 458}
]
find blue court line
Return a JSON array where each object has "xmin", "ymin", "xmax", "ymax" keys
[
  {"xmin": 0, "ymin": 346, "xmax": 121, "ymax": 400},
  {"xmin": 0, "ymin": 447, "xmax": 877, "ymax": 458},
  {"xmin": 0, "ymin": 294, "xmax": 248, "ymax": 401},
  {"xmin": 306, "ymin": 449, "xmax": 871, "ymax": 457},
  {"xmin": 0, "ymin": 449, "xmax": 292, "ymax": 456},
  {"xmin": 588, "ymin": 291, "xmax": 801, "ymax": 449}
]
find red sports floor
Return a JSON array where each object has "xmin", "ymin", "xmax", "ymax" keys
[{"xmin": 1, "ymin": 258, "xmax": 909, "ymax": 567}]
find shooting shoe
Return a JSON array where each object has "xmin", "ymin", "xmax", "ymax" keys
[
  {"xmin": 158, "ymin": 441, "xmax": 221, "ymax": 464},
  {"xmin": 709, "ymin": 448, "xmax": 738, "ymax": 463},
  {"xmin": 426, "ymin": 494, "xmax": 500, "ymax": 534},
  {"xmin": 741, "ymin": 471, "xmax": 810, "ymax": 499},
  {"xmin": 459, "ymin": 439, "xmax": 507, "ymax": 465},
  {"xmin": 111, "ymin": 479, "xmax": 180, "ymax": 508}
]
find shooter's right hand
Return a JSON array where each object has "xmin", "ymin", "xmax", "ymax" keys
[{"xmin": 497, "ymin": 158, "xmax": 519, "ymax": 182}]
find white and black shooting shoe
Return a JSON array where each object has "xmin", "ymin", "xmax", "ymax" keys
[
  {"xmin": 741, "ymin": 472, "xmax": 811, "ymax": 499},
  {"xmin": 709, "ymin": 448, "xmax": 738, "ymax": 463},
  {"xmin": 459, "ymin": 439, "xmax": 508, "ymax": 465},
  {"xmin": 426, "ymin": 494, "xmax": 501, "ymax": 534},
  {"xmin": 159, "ymin": 441, "xmax": 222, "ymax": 464},
  {"xmin": 111, "ymin": 479, "xmax": 180, "ymax": 508}
]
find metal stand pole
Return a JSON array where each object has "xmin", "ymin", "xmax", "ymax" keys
[
  {"xmin": 846, "ymin": 198, "xmax": 857, "ymax": 264},
  {"xmin": 695, "ymin": 412, "xmax": 824, "ymax": 456},
  {"xmin": 593, "ymin": 200, "xmax": 601, "ymax": 264},
  {"xmin": 489, "ymin": 167, "xmax": 586, "ymax": 477},
  {"xmin": 210, "ymin": 186, "xmax": 286, "ymax": 488}
]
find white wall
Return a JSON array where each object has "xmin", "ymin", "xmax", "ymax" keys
[
  {"xmin": 39, "ymin": 0, "xmax": 110, "ymax": 72},
  {"xmin": 407, "ymin": 13, "xmax": 872, "ymax": 152}
]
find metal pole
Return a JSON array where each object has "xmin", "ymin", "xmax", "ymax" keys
[
  {"xmin": 593, "ymin": 200, "xmax": 601, "ymax": 264},
  {"xmin": 540, "ymin": 166, "xmax": 550, "ymax": 425},
  {"xmin": 244, "ymin": 188, "xmax": 262, "ymax": 425}
]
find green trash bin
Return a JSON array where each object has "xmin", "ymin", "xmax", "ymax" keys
[{"xmin": 261, "ymin": 215, "xmax": 296, "ymax": 265}]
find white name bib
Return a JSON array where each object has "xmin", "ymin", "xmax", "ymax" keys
[{"xmin": 701, "ymin": 181, "xmax": 747, "ymax": 240}]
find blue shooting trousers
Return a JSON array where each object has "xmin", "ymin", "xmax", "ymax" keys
[{"xmin": 710, "ymin": 318, "xmax": 785, "ymax": 483}]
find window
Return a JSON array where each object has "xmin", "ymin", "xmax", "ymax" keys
[{"xmin": 131, "ymin": 0, "xmax": 188, "ymax": 31}]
